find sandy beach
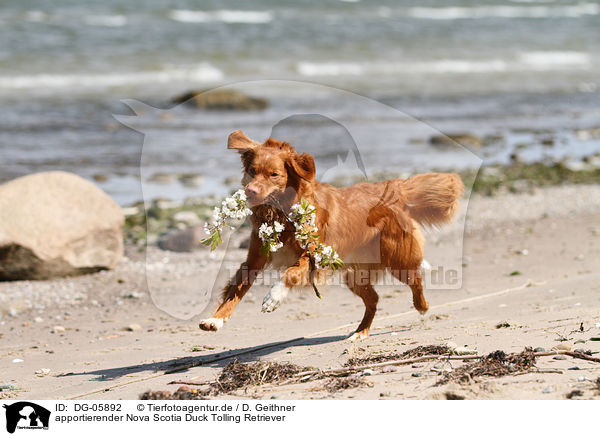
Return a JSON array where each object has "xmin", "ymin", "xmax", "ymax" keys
[{"xmin": 1, "ymin": 182, "xmax": 599, "ymax": 400}]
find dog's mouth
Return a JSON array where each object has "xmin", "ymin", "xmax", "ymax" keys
[{"xmin": 246, "ymin": 191, "xmax": 284, "ymax": 208}]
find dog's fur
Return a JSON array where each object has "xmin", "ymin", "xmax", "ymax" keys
[{"xmin": 199, "ymin": 130, "xmax": 464, "ymax": 339}]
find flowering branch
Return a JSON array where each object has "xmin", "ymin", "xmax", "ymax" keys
[
  {"xmin": 203, "ymin": 192, "xmax": 343, "ymax": 272},
  {"xmin": 201, "ymin": 189, "xmax": 252, "ymax": 251}
]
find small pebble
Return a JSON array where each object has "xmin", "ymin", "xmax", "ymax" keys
[
  {"xmin": 411, "ymin": 372, "xmax": 422, "ymax": 377},
  {"xmin": 52, "ymin": 326, "xmax": 65, "ymax": 334},
  {"xmin": 380, "ymin": 366, "xmax": 397, "ymax": 373},
  {"xmin": 176, "ymin": 385, "xmax": 191, "ymax": 393},
  {"xmin": 533, "ymin": 347, "xmax": 546, "ymax": 352},
  {"xmin": 34, "ymin": 317, "xmax": 43, "ymax": 323},
  {"xmin": 379, "ymin": 392, "xmax": 391, "ymax": 397},
  {"xmin": 574, "ymin": 340, "xmax": 586, "ymax": 344},
  {"xmin": 574, "ymin": 348, "xmax": 591, "ymax": 355},
  {"xmin": 445, "ymin": 341, "xmax": 458, "ymax": 350},
  {"xmin": 568, "ymin": 366, "xmax": 580, "ymax": 371},
  {"xmin": 361, "ymin": 369, "xmax": 374, "ymax": 376},
  {"xmin": 12, "ymin": 358, "xmax": 24, "ymax": 363},
  {"xmin": 542, "ymin": 386, "xmax": 554, "ymax": 394},
  {"xmin": 553, "ymin": 355, "xmax": 567, "ymax": 360},
  {"xmin": 35, "ymin": 368, "xmax": 50, "ymax": 376},
  {"xmin": 595, "ymin": 323, "xmax": 600, "ymax": 329},
  {"xmin": 411, "ymin": 363, "xmax": 424, "ymax": 368},
  {"xmin": 577, "ymin": 376, "xmax": 586, "ymax": 382},
  {"xmin": 454, "ymin": 347, "xmax": 477, "ymax": 355},
  {"xmin": 553, "ymin": 343, "xmax": 572, "ymax": 351},
  {"xmin": 123, "ymin": 323, "xmax": 142, "ymax": 332}
]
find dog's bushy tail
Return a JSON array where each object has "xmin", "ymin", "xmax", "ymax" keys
[{"xmin": 402, "ymin": 173, "xmax": 464, "ymax": 227}]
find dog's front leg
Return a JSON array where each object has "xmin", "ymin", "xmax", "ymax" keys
[
  {"xmin": 262, "ymin": 254, "xmax": 311, "ymax": 312},
  {"xmin": 199, "ymin": 232, "xmax": 266, "ymax": 332}
]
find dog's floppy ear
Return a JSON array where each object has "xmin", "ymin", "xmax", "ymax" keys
[
  {"xmin": 287, "ymin": 152, "xmax": 316, "ymax": 182},
  {"xmin": 227, "ymin": 130, "xmax": 260, "ymax": 152}
]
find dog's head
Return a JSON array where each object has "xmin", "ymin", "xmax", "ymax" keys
[{"xmin": 228, "ymin": 130, "xmax": 315, "ymax": 207}]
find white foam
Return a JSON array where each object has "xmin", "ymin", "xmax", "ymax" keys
[
  {"xmin": 518, "ymin": 51, "xmax": 591, "ymax": 69},
  {"xmin": 83, "ymin": 15, "xmax": 128, "ymax": 27},
  {"xmin": 25, "ymin": 10, "xmax": 48, "ymax": 22},
  {"xmin": 296, "ymin": 53, "xmax": 592, "ymax": 77},
  {"xmin": 169, "ymin": 9, "xmax": 273, "ymax": 24},
  {"xmin": 0, "ymin": 63, "xmax": 223, "ymax": 90},
  {"xmin": 297, "ymin": 59, "xmax": 509, "ymax": 76},
  {"xmin": 405, "ymin": 3, "xmax": 599, "ymax": 19}
]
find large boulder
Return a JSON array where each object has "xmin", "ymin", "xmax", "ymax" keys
[{"xmin": 0, "ymin": 172, "xmax": 124, "ymax": 280}]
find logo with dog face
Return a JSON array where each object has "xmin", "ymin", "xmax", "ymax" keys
[{"xmin": 2, "ymin": 402, "xmax": 50, "ymax": 433}]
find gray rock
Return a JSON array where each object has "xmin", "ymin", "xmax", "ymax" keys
[
  {"xmin": 553, "ymin": 355, "xmax": 567, "ymax": 360},
  {"xmin": 172, "ymin": 211, "xmax": 200, "ymax": 226},
  {"xmin": 158, "ymin": 225, "xmax": 206, "ymax": 252},
  {"xmin": 430, "ymin": 133, "xmax": 482, "ymax": 149},
  {"xmin": 411, "ymin": 372, "xmax": 423, "ymax": 377},
  {"xmin": 542, "ymin": 386, "xmax": 554, "ymax": 394},
  {"xmin": 172, "ymin": 89, "xmax": 268, "ymax": 111},
  {"xmin": 0, "ymin": 172, "xmax": 124, "ymax": 280},
  {"xmin": 533, "ymin": 347, "xmax": 546, "ymax": 352}
]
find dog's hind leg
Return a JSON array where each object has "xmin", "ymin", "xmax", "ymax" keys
[
  {"xmin": 391, "ymin": 268, "xmax": 428, "ymax": 314},
  {"xmin": 345, "ymin": 269, "xmax": 379, "ymax": 341}
]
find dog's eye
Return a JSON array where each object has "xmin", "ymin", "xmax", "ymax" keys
[
  {"xmin": 271, "ymin": 172, "xmax": 279, "ymax": 177},
  {"xmin": 248, "ymin": 168, "xmax": 256, "ymax": 176}
]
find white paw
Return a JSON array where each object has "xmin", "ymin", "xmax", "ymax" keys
[
  {"xmin": 262, "ymin": 281, "xmax": 289, "ymax": 313},
  {"xmin": 346, "ymin": 331, "xmax": 369, "ymax": 342},
  {"xmin": 199, "ymin": 317, "xmax": 224, "ymax": 332}
]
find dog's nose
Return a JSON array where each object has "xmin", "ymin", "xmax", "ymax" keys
[{"xmin": 245, "ymin": 185, "xmax": 260, "ymax": 198}]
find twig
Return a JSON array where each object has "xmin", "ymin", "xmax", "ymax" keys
[{"xmin": 168, "ymin": 380, "xmax": 210, "ymax": 386}]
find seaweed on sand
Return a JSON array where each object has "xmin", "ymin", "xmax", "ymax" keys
[
  {"xmin": 346, "ymin": 345, "xmax": 453, "ymax": 367},
  {"xmin": 210, "ymin": 360, "xmax": 313, "ymax": 394},
  {"xmin": 436, "ymin": 348, "xmax": 536, "ymax": 385}
]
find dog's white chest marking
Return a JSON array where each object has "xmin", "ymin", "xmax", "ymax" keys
[{"xmin": 262, "ymin": 281, "xmax": 289, "ymax": 313}]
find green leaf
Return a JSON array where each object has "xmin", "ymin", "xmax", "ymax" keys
[
  {"xmin": 201, "ymin": 230, "xmax": 222, "ymax": 251},
  {"xmin": 260, "ymin": 243, "xmax": 271, "ymax": 257}
]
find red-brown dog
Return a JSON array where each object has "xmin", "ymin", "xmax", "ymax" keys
[{"xmin": 199, "ymin": 130, "xmax": 464, "ymax": 340}]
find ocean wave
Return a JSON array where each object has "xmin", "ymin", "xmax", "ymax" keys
[
  {"xmin": 83, "ymin": 15, "xmax": 128, "ymax": 27},
  {"xmin": 296, "ymin": 53, "xmax": 591, "ymax": 76},
  {"xmin": 0, "ymin": 64, "xmax": 223, "ymax": 90},
  {"xmin": 169, "ymin": 9, "xmax": 273, "ymax": 24},
  {"xmin": 518, "ymin": 51, "xmax": 591, "ymax": 69},
  {"xmin": 25, "ymin": 10, "xmax": 48, "ymax": 22},
  {"xmin": 297, "ymin": 60, "xmax": 509, "ymax": 76},
  {"xmin": 405, "ymin": 3, "xmax": 599, "ymax": 19}
]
